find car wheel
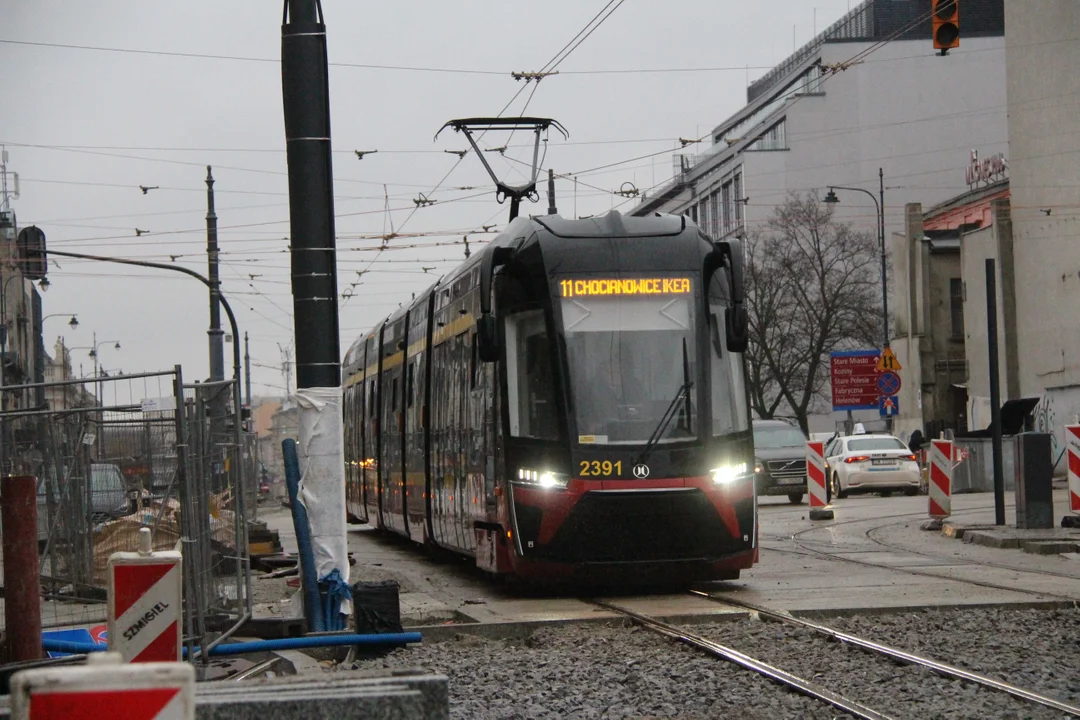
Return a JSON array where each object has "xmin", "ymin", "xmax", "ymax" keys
[
  {"xmin": 787, "ymin": 492, "xmax": 804, "ymax": 504},
  {"xmin": 831, "ymin": 473, "xmax": 848, "ymax": 499},
  {"xmin": 904, "ymin": 486, "xmax": 919, "ymax": 496}
]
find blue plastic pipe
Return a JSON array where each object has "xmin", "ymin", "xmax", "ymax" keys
[
  {"xmin": 282, "ymin": 437, "xmax": 326, "ymax": 632},
  {"xmin": 42, "ymin": 632, "xmax": 422, "ymax": 658}
]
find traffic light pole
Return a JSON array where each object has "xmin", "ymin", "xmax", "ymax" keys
[{"xmin": 42, "ymin": 247, "xmax": 253, "ymax": 609}]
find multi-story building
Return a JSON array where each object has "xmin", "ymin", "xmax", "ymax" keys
[
  {"xmin": 44, "ymin": 338, "xmax": 96, "ymax": 410},
  {"xmin": 890, "ymin": 178, "xmax": 1011, "ymax": 441},
  {"xmin": 939, "ymin": 0, "xmax": 1080, "ymax": 470},
  {"xmin": 631, "ymin": 0, "xmax": 1007, "ymax": 431}
]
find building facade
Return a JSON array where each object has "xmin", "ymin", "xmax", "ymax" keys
[
  {"xmin": 940, "ymin": 0, "xmax": 1080, "ymax": 469},
  {"xmin": 44, "ymin": 338, "xmax": 96, "ymax": 411},
  {"xmin": 890, "ymin": 179, "xmax": 1011, "ymax": 442},
  {"xmin": 631, "ymin": 0, "xmax": 1007, "ymax": 431}
]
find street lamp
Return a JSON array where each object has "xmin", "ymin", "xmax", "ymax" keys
[
  {"xmin": 42, "ymin": 313, "xmax": 79, "ymax": 330},
  {"xmin": 823, "ymin": 168, "xmax": 888, "ymax": 348},
  {"xmin": 69, "ymin": 333, "xmax": 121, "ymax": 406},
  {"xmin": 824, "ymin": 168, "xmax": 890, "ymax": 429}
]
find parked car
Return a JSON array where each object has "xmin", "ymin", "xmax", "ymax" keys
[
  {"xmin": 823, "ymin": 434, "xmax": 920, "ymax": 498},
  {"xmin": 37, "ymin": 463, "xmax": 131, "ymax": 548},
  {"xmin": 752, "ymin": 419, "xmax": 809, "ymax": 504}
]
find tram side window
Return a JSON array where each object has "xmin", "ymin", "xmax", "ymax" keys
[
  {"xmin": 505, "ymin": 309, "xmax": 558, "ymax": 440},
  {"xmin": 709, "ymin": 270, "xmax": 750, "ymax": 436}
]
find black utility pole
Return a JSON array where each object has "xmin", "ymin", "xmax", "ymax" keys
[
  {"xmin": 879, "ymin": 167, "xmax": 888, "ymax": 348},
  {"xmin": 206, "ymin": 167, "xmax": 224, "ymax": 385},
  {"xmin": 986, "ymin": 258, "xmax": 1006, "ymax": 526},
  {"xmin": 244, "ymin": 332, "xmax": 252, "ymax": 409},
  {"xmin": 282, "ymin": 0, "xmax": 340, "ymax": 390}
]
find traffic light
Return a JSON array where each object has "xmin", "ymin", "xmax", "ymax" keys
[
  {"xmin": 17, "ymin": 225, "xmax": 47, "ymax": 280},
  {"xmin": 932, "ymin": 0, "xmax": 959, "ymax": 55}
]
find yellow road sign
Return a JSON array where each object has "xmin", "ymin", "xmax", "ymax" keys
[{"xmin": 876, "ymin": 347, "xmax": 902, "ymax": 372}]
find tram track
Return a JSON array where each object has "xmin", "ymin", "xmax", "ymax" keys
[
  {"xmin": 688, "ymin": 590, "xmax": 1080, "ymax": 718},
  {"xmin": 758, "ymin": 504, "xmax": 1080, "ymax": 603},
  {"xmin": 587, "ymin": 598, "xmax": 893, "ymax": 720}
]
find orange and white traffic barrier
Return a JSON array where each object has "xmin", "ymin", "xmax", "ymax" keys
[
  {"xmin": 10, "ymin": 651, "xmax": 194, "ymax": 720},
  {"xmin": 928, "ymin": 439, "xmax": 953, "ymax": 520},
  {"xmin": 806, "ymin": 441, "xmax": 833, "ymax": 520},
  {"xmin": 108, "ymin": 528, "xmax": 182, "ymax": 663},
  {"xmin": 1067, "ymin": 425, "xmax": 1080, "ymax": 520}
]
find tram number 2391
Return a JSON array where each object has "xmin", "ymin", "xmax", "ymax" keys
[{"xmin": 579, "ymin": 460, "xmax": 623, "ymax": 477}]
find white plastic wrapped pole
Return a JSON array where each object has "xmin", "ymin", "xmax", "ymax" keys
[{"xmin": 295, "ymin": 387, "xmax": 350, "ymax": 615}]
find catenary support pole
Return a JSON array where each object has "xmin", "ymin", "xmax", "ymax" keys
[
  {"xmin": 281, "ymin": 0, "xmax": 349, "ymax": 617},
  {"xmin": 2, "ymin": 475, "xmax": 41, "ymax": 662},
  {"xmin": 987, "ymin": 258, "xmax": 1006, "ymax": 526},
  {"xmin": 206, "ymin": 167, "xmax": 224, "ymax": 387},
  {"xmin": 244, "ymin": 332, "xmax": 252, "ymax": 408},
  {"xmin": 879, "ymin": 168, "xmax": 892, "ymax": 434}
]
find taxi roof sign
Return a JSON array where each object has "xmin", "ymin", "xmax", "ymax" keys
[{"xmin": 875, "ymin": 347, "xmax": 902, "ymax": 373}]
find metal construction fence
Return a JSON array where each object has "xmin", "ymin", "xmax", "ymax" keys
[{"xmin": 0, "ymin": 367, "xmax": 252, "ymax": 660}]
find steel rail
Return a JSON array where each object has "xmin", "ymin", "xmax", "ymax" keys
[
  {"xmin": 588, "ymin": 599, "xmax": 893, "ymax": 720},
  {"xmin": 692, "ymin": 591, "xmax": 1080, "ymax": 718},
  {"xmin": 230, "ymin": 657, "xmax": 280, "ymax": 682}
]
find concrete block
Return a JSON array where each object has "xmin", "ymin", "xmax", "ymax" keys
[
  {"xmin": 965, "ymin": 531, "xmax": 1020, "ymax": 549},
  {"xmin": 1021, "ymin": 540, "xmax": 1080, "ymax": 555},
  {"xmin": 196, "ymin": 689, "xmax": 426, "ymax": 719},
  {"xmin": 921, "ymin": 519, "xmax": 943, "ymax": 532},
  {"xmin": 202, "ymin": 670, "xmax": 450, "ymax": 720},
  {"xmin": 809, "ymin": 509, "xmax": 834, "ymax": 521}
]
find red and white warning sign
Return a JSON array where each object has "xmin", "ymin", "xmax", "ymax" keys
[
  {"xmin": 1067, "ymin": 425, "xmax": 1080, "ymax": 516},
  {"xmin": 929, "ymin": 439, "xmax": 953, "ymax": 520},
  {"xmin": 108, "ymin": 528, "xmax": 182, "ymax": 663},
  {"xmin": 10, "ymin": 652, "xmax": 194, "ymax": 720},
  {"xmin": 806, "ymin": 441, "xmax": 828, "ymax": 508}
]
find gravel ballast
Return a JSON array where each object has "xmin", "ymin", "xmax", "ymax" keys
[
  {"xmin": 343, "ymin": 605, "xmax": 1080, "ymax": 719},
  {"xmin": 345, "ymin": 622, "xmax": 840, "ymax": 719},
  {"xmin": 691, "ymin": 605, "xmax": 1080, "ymax": 720}
]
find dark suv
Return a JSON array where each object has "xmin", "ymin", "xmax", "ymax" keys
[{"xmin": 752, "ymin": 419, "xmax": 809, "ymax": 504}]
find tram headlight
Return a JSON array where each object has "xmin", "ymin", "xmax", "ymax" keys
[
  {"xmin": 515, "ymin": 468, "xmax": 570, "ymax": 489},
  {"xmin": 710, "ymin": 462, "xmax": 751, "ymax": 485}
]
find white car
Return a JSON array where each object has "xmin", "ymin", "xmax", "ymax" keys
[{"xmin": 823, "ymin": 434, "xmax": 920, "ymax": 499}]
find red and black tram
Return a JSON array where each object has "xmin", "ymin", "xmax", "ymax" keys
[{"xmin": 342, "ymin": 209, "xmax": 757, "ymax": 583}]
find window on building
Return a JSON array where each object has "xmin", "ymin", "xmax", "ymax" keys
[
  {"xmin": 733, "ymin": 173, "xmax": 743, "ymax": 227},
  {"xmin": 709, "ymin": 193, "xmax": 721, "ymax": 238},
  {"xmin": 721, "ymin": 182, "xmax": 732, "ymax": 236},
  {"xmin": 748, "ymin": 119, "xmax": 788, "ymax": 151},
  {"xmin": 950, "ymin": 278, "xmax": 964, "ymax": 339}
]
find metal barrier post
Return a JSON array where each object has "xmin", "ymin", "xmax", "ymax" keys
[{"xmin": 2, "ymin": 475, "xmax": 42, "ymax": 662}]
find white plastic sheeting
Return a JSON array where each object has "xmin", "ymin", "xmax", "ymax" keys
[{"xmin": 295, "ymin": 386, "xmax": 350, "ymax": 615}]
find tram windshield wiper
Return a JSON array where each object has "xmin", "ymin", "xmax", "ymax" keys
[{"xmin": 634, "ymin": 339, "xmax": 693, "ymax": 468}]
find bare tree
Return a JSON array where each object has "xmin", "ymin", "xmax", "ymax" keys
[{"xmin": 744, "ymin": 194, "xmax": 881, "ymax": 433}]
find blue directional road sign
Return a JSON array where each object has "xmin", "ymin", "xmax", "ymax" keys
[
  {"xmin": 877, "ymin": 371, "xmax": 901, "ymax": 397},
  {"xmin": 879, "ymin": 395, "xmax": 899, "ymax": 417}
]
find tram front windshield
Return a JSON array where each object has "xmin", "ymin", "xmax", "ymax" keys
[{"xmin": 559, "ymin": 277, "xmax": 697, "ymax": 446}]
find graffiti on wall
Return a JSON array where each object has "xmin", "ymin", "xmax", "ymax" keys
[
  {"xmin": 1033, "ymin": 395, "xmax": 1059, "ymax": 459},
  {"xmin": 1033, "ymin": 386, "xmax": 1080, "ymax": 474}
]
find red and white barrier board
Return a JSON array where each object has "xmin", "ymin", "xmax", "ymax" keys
[
  {"xmin": 107, "ymin": 529, "xmax": 182, "ymax": 663},
  {"xmin": 929, "ymin": 439, "xmax": 953, "ymax": 520},
  {"xmin": 10, "ymin": 652, "xmax": 194, "ymax": 720},
  {"xmin": 1067, "ymin": 425, "xmax": 1080, "ymax": 517},
  {"xmin": 806, "ymin": 441, "xmax": 827, "ymax": 508}
]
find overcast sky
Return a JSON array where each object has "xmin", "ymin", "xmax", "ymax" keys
[{"xmin": 2, "ymin": 0, "xmax": 852, "ymax": 399}]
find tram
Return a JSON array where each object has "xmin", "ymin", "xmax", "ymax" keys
[{"xmin": 342, "ymin": 209, "xmax": 757, "ymax": 583}]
